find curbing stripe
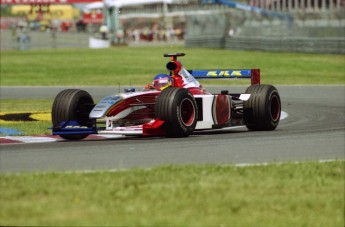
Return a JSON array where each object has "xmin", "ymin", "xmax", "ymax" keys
[
  {"xmin": 0, "ymin": 111, "xmax": 289, "ymax": 145},
  {"xmin": 0, "ymin": 135, "xmax": 123, "ymax": 145},
  {"xmin": 0, "ymin": 136, "xmax": 59, "ymax": 144}
]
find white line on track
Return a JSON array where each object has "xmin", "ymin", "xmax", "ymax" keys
[
  {"xmin": 280, "ymin": 111, "xmax": 288, "ymax": 120},
  {"xmin": 233, "ymin": 159, "xmax": 340, "ymax": 168},
  {"xmin": 22, "ymin": 159, "xmax": 341, "ymax": 175}
]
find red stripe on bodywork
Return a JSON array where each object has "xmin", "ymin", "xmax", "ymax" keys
[{"xmin": 107, "ymin": 93, "xmax": 158, "ymax": 117}]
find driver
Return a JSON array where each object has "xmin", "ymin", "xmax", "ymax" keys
[{"xmin": 145, "ymin": 74, "xmax": 172, "ymax": 91}]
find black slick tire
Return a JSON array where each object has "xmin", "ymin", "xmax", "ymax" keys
[
  {"xmin": 155, "ymin": 87, "xmax": 198, "ymax": 137},
  {"xmin": 52, "ymin": 89, "xmax": 94, "ymax": 140},
  {"xmin": 243, "ymin": 85, "xmax": 281, "ymax": 131}
]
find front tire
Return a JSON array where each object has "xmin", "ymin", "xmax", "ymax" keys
[
  {"xmin": 155, "ymin": 87, "xmax": 198, "ymax": 137},
  {"xmin": 52, "ymin": 89, "xmax": 95, "ymax": 140},
  {"xmin": 244, "ymin": 85, "xmax": 281, "ymax": 131}
]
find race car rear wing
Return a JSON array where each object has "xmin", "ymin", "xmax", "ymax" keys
[{"xmin": 188, "ymin": 69, "xmax": 260, "ymax": 85}]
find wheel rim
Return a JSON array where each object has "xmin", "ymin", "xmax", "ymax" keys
[
  {"xmin": 180, "ymin": 98, "xmax": 195, "ymax": 126},
  {"xmin": 270, "ymin": 94, "xmax": 281, "ymax": 121}
]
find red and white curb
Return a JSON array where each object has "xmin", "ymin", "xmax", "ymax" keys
[{"xmin": 1, "ymin": 111, "xmax": 289, "ymax": 145}]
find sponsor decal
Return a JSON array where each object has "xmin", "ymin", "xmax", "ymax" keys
[
  {"xmin": 206, "ymin": 70, "xmax": 243, "ymax": 77},
  {"xmin": 100, "ymin": 96, "xmax": 122, "ymax": 105},
  {"xmin": 65, "ymin": 126, "xmax": 88, "ymax": 129}
]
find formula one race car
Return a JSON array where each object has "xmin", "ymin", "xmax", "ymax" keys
[{"xmin": 52, "ymin": 53, "xmax": 281, "ymax": 140}]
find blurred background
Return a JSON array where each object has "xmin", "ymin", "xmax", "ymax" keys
[{"xmin": 1, "ymin": 0, "xmax": 344, "ymax": 54}]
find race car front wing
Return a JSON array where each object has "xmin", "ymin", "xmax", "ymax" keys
[{"xmin": 52, "ymin": 119, "xmax": 166, "ymax": 137}]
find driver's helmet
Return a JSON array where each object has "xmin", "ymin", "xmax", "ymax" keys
[{"xmin": 153, "ymin": 74, "xmax": 172, "ymax": 91}]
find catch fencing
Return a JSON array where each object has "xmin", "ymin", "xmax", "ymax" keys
[
  {"xmin": 1, "ymin": 29, "xmax": 90, "ymax": 51},
  {"xmin": 185, "ymin": 1, "xmax": 345, "ymax": 54}
]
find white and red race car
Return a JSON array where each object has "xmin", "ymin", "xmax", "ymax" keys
[{"xmin": 52, "ymin": 53, "xmax": 281, "ymax": 140}]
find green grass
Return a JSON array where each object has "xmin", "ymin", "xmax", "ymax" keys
[
  {"xmin": 0, "ymin": 161, "xmax": 343, "ymax": 226},
  {"xmin": 0, "ymin": 121, "xmax": 51, "ymax": 136},
  {"xmin": 1, "ymin": 47, "xmax": 344, "ymax": 86},
  {"xmin": 0, "ymin": 99, "xmax": 52, "ymax": 112},
  {"xmin": 0, "ymin": 100, "xmax": 52, "ymax": 136}
]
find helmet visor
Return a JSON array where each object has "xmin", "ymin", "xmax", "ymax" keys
[{"xmin": 154, "ymin": 78, "xmax": 170, "ymax": 89}]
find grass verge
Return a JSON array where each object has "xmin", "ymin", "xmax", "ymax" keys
[
  {"xmin": 1, "ymin": 47, "xmax": 344, "ymax": 86},
  {"xmin": 0, "ymin": 161, "xmax": 343, "ymax": 226}
]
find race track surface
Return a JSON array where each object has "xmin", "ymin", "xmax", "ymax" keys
[{"xmin": 0, "ymin": 86, "xmax": 344, "ymax": 173}]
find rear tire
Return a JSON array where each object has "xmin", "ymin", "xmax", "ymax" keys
[
  {"xmin": 244, "ymin": 85, "xmax": 281, "ymax": 131},
  {"xmin": 52, "ymin": 89, "xmax": 95, "ymax": 140},
  {"xmin": 155, "ymin": 87, "xmax": 198, "ymax": 137}
]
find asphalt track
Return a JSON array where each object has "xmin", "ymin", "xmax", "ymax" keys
[{"xmin": 0, "ymin": 86, "xmax": 344, "ymax": 173}]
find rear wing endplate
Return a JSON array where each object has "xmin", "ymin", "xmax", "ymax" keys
[{"xmin": 188, "ymin": 69, "xmax": 260, "ymax": 85}]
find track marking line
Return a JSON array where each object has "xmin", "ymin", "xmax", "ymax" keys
[
  {"xmin": 27, "ymin": 159, "xmax": 342, "ymax": 175},
  {"xmin": 233, "ymin": 159, "xmax": 341, "ymax": 168},
  {"xmin": 281, "ymin": 111, "xmax": 288, "ymax": 120}
]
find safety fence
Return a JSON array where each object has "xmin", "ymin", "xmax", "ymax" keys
[
  {"xmin": 1, "ymin": 30, "xmax": 90, "ymax": 50},
  {"xmin": 185, "ymin": 26, "xmax": 345, "ymax": 54},
  {"xmin": 246, "ymin": 0, "xmax": 344, "ymax": 14},
  {"xmin": 184, "ymin": 6, "xmax": 345, "ymax": 54},
  {"xmin": 225, "ymin": 36, "xmax": 345, "ymax": 54},
  {"xmin": 0, "ymin": 29, "xmax": 185, "ymax": 51}
]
